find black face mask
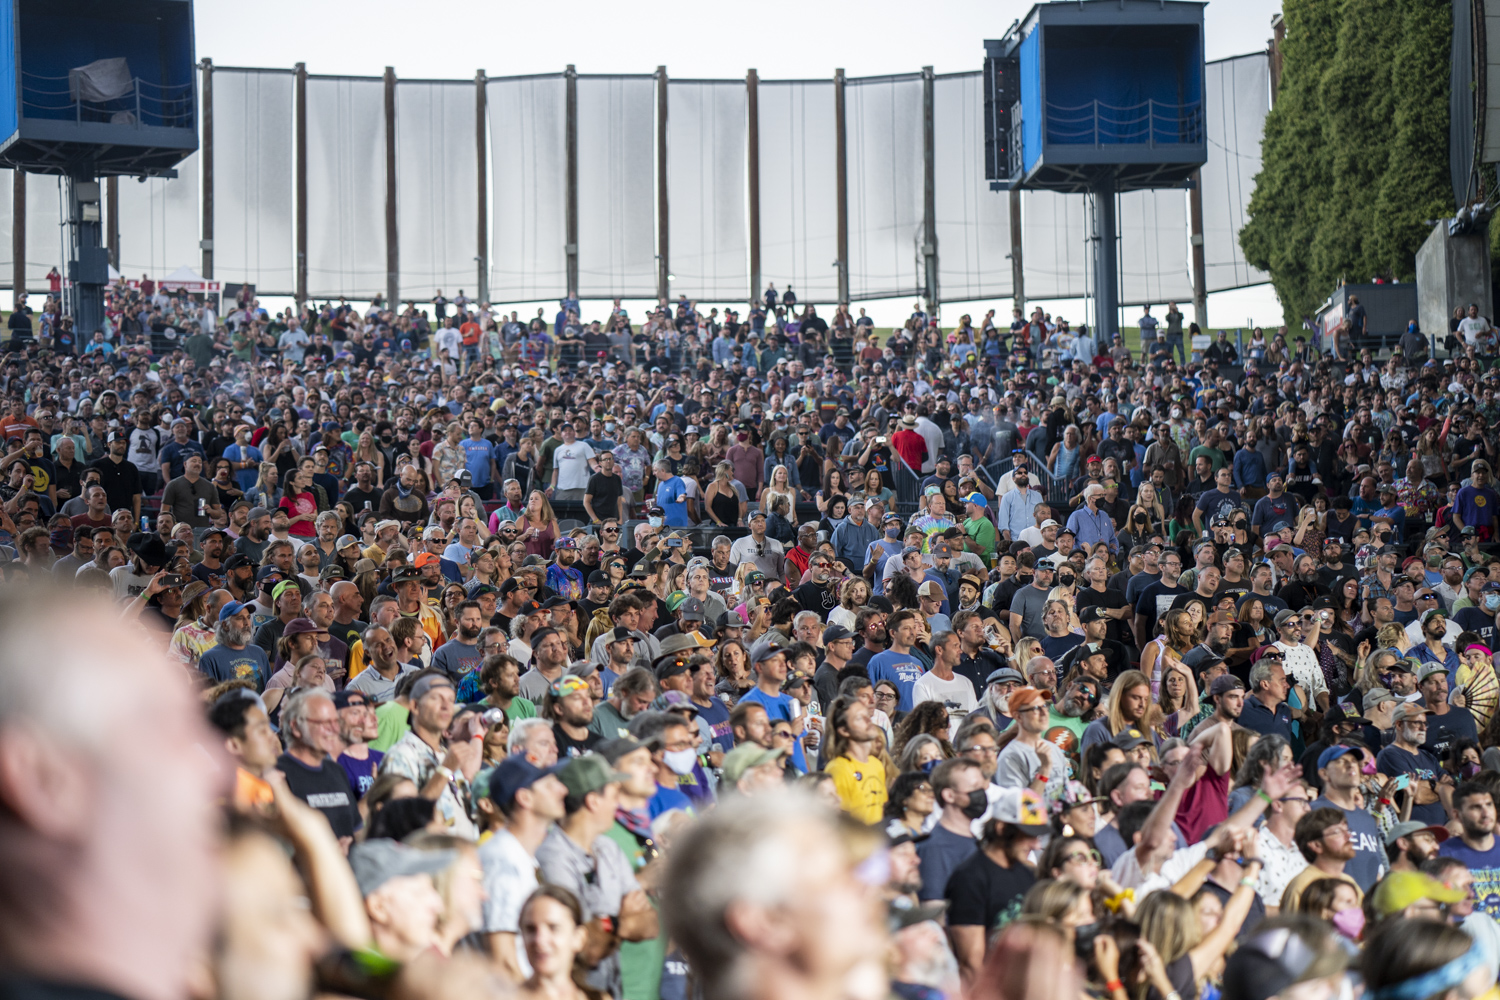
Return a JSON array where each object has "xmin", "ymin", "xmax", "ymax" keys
[
  {"xmin": 961, "ymin": 788, "xmax": 990, "ymax": 819},
  {"xmin": 1058, "ymin": 573, "xmax": 1076, "ymax": 587}
]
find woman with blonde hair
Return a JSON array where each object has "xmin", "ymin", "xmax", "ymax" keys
[
  {"xmin": 703, "ymin": 460, "xmax": 745, "ymax": 528},
  {"xmin": 244, "ymin": 461, "xmax": 282, "ymax": 510},
  {"xmin": 1125, "ymin": 482, "xmax": 1166, "ymax": 540},
  {"xmin": 516, "ymin": 490, "xmax": 558, "ymax": 558},
  {"xmin": 352, "ymin": 428, "xmax": 385, "ymax": 484},
  {"xmin": 1013, "ymin": 635, "xmax": 1043, "ymax": 675},
  {"xmin": 1133, "ymin": 877, "xmax": 1265, "ymax": 1000},
  {"xmin": 1084, "ymin": 669, "xmax": 1162, "ymax": 747},
  {"xmin": 760, "ymin": 463, "xmax": 798, "ymax": 527},
  {"xmin": 829, "ymin": 576, "xmax": 870, "ymax": 631},
  {"xmin": 1157, "ymin": 660, "xmax": 1201, "ymax": 739}
]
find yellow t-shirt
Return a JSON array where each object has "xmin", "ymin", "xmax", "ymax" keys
[{"xmin": 827, "ymin": 753, "xmax": 888, "ymax": 824}]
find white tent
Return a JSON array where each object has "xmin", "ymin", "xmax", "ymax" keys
[{"xmin": 157, "ymin": 266, "xmax": 222, "ymax": 294}]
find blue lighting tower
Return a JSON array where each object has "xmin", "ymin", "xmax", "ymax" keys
[
  {"xmin": 0, "ymin": 0, "xmax": 197, "ymax": 345},
  {"xmin": 985, "ymin": 0, "xmax": 1206, "ymax": 340}
]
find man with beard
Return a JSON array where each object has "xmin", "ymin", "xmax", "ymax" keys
[
  {"xmin": 431, "ymin": 600, "xmax": 486, "ymax": 686},
  {"xmin": 952, "ymin": 611, "xmax": 1005, "ymax": 693},
  {"xmin": 1316, "ymin": 538, "xmax": 1357, "ymax": 594},
  {"xmin": 519, "ymin": 627, "xmax": 571, "ymax": 701},
  {"xmin": 545, "ymin": 674, "xmax": 603, "ymax": 757},
  {"xmin": 1134, "ymin": 549, "xmax": 1186, "ymax": 646},
  {"xmin": 342, "ymin": 460, "xmax": 383, "ymax": 515},
  {"xmin": 1376, "ymin": 702, "xmax": 1452, "ymax": 828},
  {"xmin": 332, "ymin": 689, "xmax": 385, "ymax": 797},
  {"xmin": 198, "ymin": 600, "xmax": 270, "ymax": 689},
  {"xmin": 545, "ymin": 536, "xmax": 585, "ymax": 600},
  {"xmin": 970, "ymin": 666, "xmax": 1025, "ymax": 729},
  {"xmin": 1385, "ymin": 819, "xmax": 1450, "ymax": 874},
  {"xmin": 792, "ymin": 552, "xmax": 841, "ymax": 614},
  {"xmin": 1410, "ymin": 607, "xmax": 1461, "ymax": 678},
  {"xmin": 1415, "ymin": 663, "xmax": 1477, "ymax": 759},
  {"xmin": 1435, "ymin": 784, "xmax": 1500, "ymax": 918},
  {"xmin": 590, "ymin": 665, "xmax": 659, "ymax": 741},
  {"xmin": 89, "ymin": 428, "xmax": 143, "ymax": 518},
  {"xmin": 847, "ymin": 606, "xmax": 888, "ymax": 672},
  {"xmin": 994, "ymin": 686, "xmax": 1067, "ymax": 793},
  {"xmin": 1277, "ymin": 554, "xmax": 1326, "ymax": 612},
  {"xmin": 234, "ymin": 506, "xmax": 273, "ymax": 563},
  {"xmin": 1279, "ymin": 805, "xmax": 1364, "ymax": 912},
  {"xmin": 1045, "ymin": 674, "xmax": 1100, "ymax": 748},
  {"xmin": 220, "ymin": 552, "xmax": 256, "ymax": 603},
  {"xmin": 1125, "ymin": 544, "xmax": 1162, "ymax": 606},
  {"xmin": 1311, "ymin": 745, "xmax": 1385, "ymax": 892},
  {"xmin": 379, "ymin": 462, "xmax": 430, "ymax": 527},
  {"xmin": 380, "ymin": 673, "xmax": 480, "ymax": 838}
]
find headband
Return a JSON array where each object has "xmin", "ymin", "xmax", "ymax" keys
[{"xmin": 1370, "ymin": 949, "xmax": 1483, "ymax": 1000}]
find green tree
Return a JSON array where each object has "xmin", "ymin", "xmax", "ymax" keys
[{"xmin": 1241, "ymin": 0, "xmax": 1454, "ymax": 324}]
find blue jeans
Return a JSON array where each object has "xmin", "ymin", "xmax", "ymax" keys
[{"xmin": 1166, "ymin": 334, "xmax": 1186, "ymax": 365}]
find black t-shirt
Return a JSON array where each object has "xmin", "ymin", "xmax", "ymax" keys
[
  {"xmin": 556, "ymin": 725, "xmax": 602, "ymax": 759},
  {"xmin": 1076, "ymin": 585, "xmax": 1131, "ymax": 644},
  {"xmin": 1135, "ymin": 582, "xmax": 1187, "ymax": 641},
  {"xmin": 1422, "ymin": 703, "xmax": 1479, "ymax": 760},
  {"xmin": 276, "ymin": 753, "xmax": 360, "ymax": 839},
  {"xmin": 90, "ymin": 455, "xmax": 142, "ymax": 513},
  {"xmin": 585, "ymin": 471, "xmax": 626, "ymax": 521},
  {"xmin": 945, "ymin": 849, "xmax": 1036, "ymax": 932}
]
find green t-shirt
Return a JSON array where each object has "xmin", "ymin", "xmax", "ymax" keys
[
  {"xmin": 590, "ymin": 700, "xmax": 631, "ymax": 739},
  {"xmin": 1188, "ymin": 444, "xmax": 1226, "ymax": 472},
  {"xmin": 370, "ymin": 702, "xmax": 411, "ymax": 752},
  {"xmin": 964, "ymin": 515, "xmax": 998, "ymax": 562},
  {"xmin": 1046, "ymin": 707, "xmax": 1086, "ymax": 744},
  {"xmin": 603, "ymin": 821, "xmax": 666, "ymax": 1000}
]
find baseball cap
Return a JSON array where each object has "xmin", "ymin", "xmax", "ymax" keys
[
  {"xmin": 654, "ymin": 656, "xmax": 693, "ymax": 681},
  {"xmin": 1221, "ymin": 925, "xmax": 1350, "ymax": 1000},
  {"xmin": 1363, "ymin": 687, "xmax": 1397, "ymax": 712},
  {"xmin": 336, "ymin": 534, "xmax": 361, "ymax": 550},
  {"xmin": 1182, "ymin": 645, "xmax": 1226, "ymax": 671},
  {"xmin": 1316, "ymin": 745, "xmax": 1358, "ymax": 771},
  {"xmin": 558, "ymin": 754, "xmax": 627, "ymax": 801},
  {"xmin": 962, "ymin": 492, "xmax": 986, "ymax": 506},
  {"xmin": 721, "ymin": 743, "xmax": 786, "ymax": 785},
  {"xmin": 217, "ymin": 599, "xmax": 248, "ymax": 621},
  {"xmin": 331, "ymin": 689, "xmax": 370, "ymax": 710},
  {"xmin": 1039, "ymin": 519, "xmax": 1060, "ymax": 529},
  {"xmin": 348, "ymin": 839, "xmax": 457, "ymax": 897},
  {"xmin": 1416, "ymin": 663, "xmax": 1449, "ymax": 684},
  {"xmin": 595, "ymin": 736, "xmax": 648, "ymax": 765},
  {"xmin": 677, "ymin": 597, "xmax": 706, "ymax": 621},
  {"xmin": 1209, "ymin": 674, "xmax": 1245, "ymax": 697},
  {"xmin": 1078, "ymin": 605, "xmax": 1109, "ymax": 624},
  {"xmin": 280, "ymin": 617, "xmax": 327, "ymax": 638},
  {"xmin": 413, "ymin": 552, "xmax": 440, "ymax": 569},
  {"xmin": 916, "ymin": 580, "xmax": 945, "ymax": 599},
  {"xmin": 1007, "ymin": 687, "xmax": 1052, "ymax": 713},
  {"xmin": 822, "ymin": 623, "xmax": 855, "ymax": 644},
  {"xmin": 991, "ymin": 786, "xmax": 1051, "ymax": 835},
  {"xmin": 1273, "ymin": 608, "xmax": 1299, "ymax": 628},
  {"xmin": 1392, "ymin": 701, "xmax": 1429, "ymax": 724},
  {"xmin": 488, "ymin": 754, "xmax": 568, "ymax": 809},
  {"xmin": 1112, "ymin": 728, "xmax": 1149, "ymax": 751},
  {"xmin": 1370, "ymin": 870, "xmax": 1467, "ymax": 917},
  {"xmin": 1383, "ymin": 820, "xmax": 1451, "ymax": 848}
]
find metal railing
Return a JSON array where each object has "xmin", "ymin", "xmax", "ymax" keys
[
  {"xmin": 980, "ymin": 449, "xmax": 1069, "ymax": 507},
  {"xmin": 21, "ymin": 71, "xmax": 195, "ymax": 129},
  {"xmin": 1044, "ymin": 98, "xmax": 1203, "ymax": 147}
]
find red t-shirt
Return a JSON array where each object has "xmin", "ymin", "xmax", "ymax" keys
[
  {"xmin": 891, "ymin": 428, "xmax": 927, "ymax": 471},
  {"xmin": 279, "ymin": 491, "xmax": 318, "ymax": 537},
  {"xmin": 1175, "ymin": 761, "xmax": 1231, "ymax": 845}
]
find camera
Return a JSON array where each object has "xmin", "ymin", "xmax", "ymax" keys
[{"xmin": 666, "ymin": 537, "xmax": 684, "ymax": 549}]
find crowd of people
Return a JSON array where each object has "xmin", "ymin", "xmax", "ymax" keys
[{"xmin": 2, "ymin": 279, "xmax": 1500, "ymax": 1000}]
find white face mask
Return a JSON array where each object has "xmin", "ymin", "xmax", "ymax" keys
[{"xmin": 663, "ymin": 747, "xmax": 697, "ymax": 776}]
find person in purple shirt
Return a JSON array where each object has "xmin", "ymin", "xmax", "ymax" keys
[{"xmin": 1453, "ymin": 460, "xmax": 1499, "ymax": 540}]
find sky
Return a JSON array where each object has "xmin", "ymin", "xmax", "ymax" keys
[{"xmin": 188, "ymin": 0, "xmax": 1287, "ymax": 330}]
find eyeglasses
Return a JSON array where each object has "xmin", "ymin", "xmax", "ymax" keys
[
  {"xmin": 1062, "ymin": 849, "xmax": 1102, "ymax": 866},
  {"xmin": 964, "ymin": 744, "xmax": 1001, "ymax": 757}
]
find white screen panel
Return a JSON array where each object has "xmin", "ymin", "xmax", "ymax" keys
[
  {"xmin": 488, "ymin": 75, "xmax": 567, "ymax": 302},
  {"xmin": 1202, "ymin": 53, "xmax": 1270, "ymax": 291},
  {"xmin": 396, "ymin": 80, "xmax": 479, "ymax": 298},
  {"xmin": 1118, "ymin": 189, "xmax": 1193, "ymax": 306},
  {"xmin": 667, "ymin": 80, "xmax": 748, "ymax": 302},
  {"xmin": 25, "ymin": 172, "xmax": 65, "ymax": 289},
  {"xmin": 1021, "ymin": 189, "xmax": 1087, "ymax": 299},
  {"xmin": 757, "ymin": 80, "xmax": 839, "ymax": 302},
  {"xmin": 305, "ymin": 76, "xmax": 386, "ymax": 299},
  {"xmin": 213, "ymin": 69, "xmax": 295, "ymax": 294},
  {"xmin": 933, "ymin": 73, "xmax": 1012, "ymax": 302},
  {"xmin": 576, "ymin": 76, "xmax": 657, "ymax": 298},
  {"xmin": 845, "ymin": 75, "xmax": 923, "ymax": 301},
  {"xmin": 115, "ymin": 152, "xmax": 201, "ymax": 277}
]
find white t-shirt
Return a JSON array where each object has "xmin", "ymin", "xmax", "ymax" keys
[
  {"xmin": 912, "ymin": 670, "xmax": 978, "ymax": 730},
  {"xmin": 479, "ymin": 828, "xmax": 538, "ymax": 977},
  {"xmin": 552, "ymin": 441, "xmax": 597, "ymax": 491},
  {"xmin": 434, "ymin": 327, "xmax": 462, "ymax": 360},
  {"xmin": 1111, "ymin": 838, "xmax": 1210, "ymax": 896},
  {"xmin": 1459, "ymin": 315, "xmax": 1493, "ymax": 346}
]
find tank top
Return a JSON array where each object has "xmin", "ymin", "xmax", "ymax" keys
[{"xmin": 709, "ymin": 486, "xmax": 740, "ymax": 527}]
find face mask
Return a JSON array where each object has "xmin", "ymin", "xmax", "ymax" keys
[
  {"xmin": 886, "ymin": 526, "xmax": 901, "ymax": 538},
  {"xmin": 1331, "ymin": 906, "xmax": 1365, "ymax": 940},
  {"xmin": 1058, "ymin": 573, "xmax": 1075, "ymax": 587},
  {"xmin": 1463, "ymin": 762, "xmax": 1483, "ymax": 779},
  {"xmin": 648, "ymin": 516, "xmax": 664, "ymax": 528},
  {"xmin": 663, "ymin": 748, "xmax": 698, "ymax": 776},
  {"xmin": 1485, "ymin": 594, "xmax": 1500, "ymax": 612},
  {"xmin": 961, "ymin": 788, "xmax": 990, "ymax": 819}
]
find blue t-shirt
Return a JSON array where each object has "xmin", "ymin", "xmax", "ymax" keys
[
  {"xmin": 1454, "ymin": 485, "xmax": 1500, "ymax": 529},
  {"xmin": 1375, "ymin": 744, "xmax": 1448, "ymax": 827},
  {"xmin": 868, "ymin": 649, "xmax": 926, "ymax": 712},
  {"xmin": 1454, "ymin": 606, "xmax": 1498, "ymax": 650},
  {"xmin": 694, "ymin": 696, "xmax": 733, "ymax": 750},
  {"xmin": 649, "ymin": 782, "xmax": 695, "ymax": 819},
  {"xmin": 199, "ymin": 644, "xmax": 270, "ymax": 691},
  {"xmin": 1438, "ymin": 837, "xmax": 1500, "ymax": 919},
  {"xmin": 460, "ymin": 437, "xmax": 496, "ymax": 487},
  {"xmin": 1310, "ymin": 797, "xmax": 1384, "ymax": 892},
  {"xmin": 224, "ymin": 443, "xmax": 264, "ymax": 491},
  {"xmin": 338, "ymin": 749, "xmax": 386, "ymax": 797},
  {"xmin": 738, "ymin": 687, "xmax": 806, "ymax": 772},
  {"xmin": 656, "ymin": 476, "xmax": 690, "ymax": 527},
  {"xmin": 916, "ymin": 825, "xmax": 978, "ymax": 901},
  {"xmin": 430, "ymin": 638, "xmax": 485, "ymax": 685}
]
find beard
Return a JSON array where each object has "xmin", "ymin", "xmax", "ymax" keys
[
  {"xmin": 459, "ymin": 623, "xmax": 481, "ymax": 640},
  {"xmin": 219, "ymin": 622, "xmax": 248, "ymax": 646},
  {"xmin": 1207, "ymin": 638, "xmax": 1229, "ymax": 655},
  {"xmin": 1058, "ymin": 696, "xmax": 1088, "ymax": 718}
]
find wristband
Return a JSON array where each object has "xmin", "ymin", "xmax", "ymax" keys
[
  {"xmin": 1105, "ymin": 982, "xmax": 1124, "ymax": 993},
  {"xmin": 1239, "ymin": 877, "xmax": 1258, "ymax": 887},
  {"xmin": 1255, "ymin": 788, "xmax": 1273, "ymax": 805},
  {"xmin": 436, "ymin": 765, "xmax": 455, "ymax": 782}
]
